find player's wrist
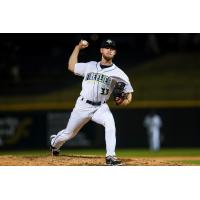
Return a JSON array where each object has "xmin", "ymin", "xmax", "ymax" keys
[{"xmin": 75, "ymin": 45, "xmax": 81, "ymax": 51}]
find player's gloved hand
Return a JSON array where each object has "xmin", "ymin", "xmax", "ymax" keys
[
  {"xmin": 114, "ymin": 94, "xmax": 126, "ymax": 105},
  {"xmin": 113, "ymin": 82, "xmax": 127, "ymax": 105}
]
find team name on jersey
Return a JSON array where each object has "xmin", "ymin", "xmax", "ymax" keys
[{"xmin": 86, "ymin": 72, "xmax": 112, "ymax": 86}]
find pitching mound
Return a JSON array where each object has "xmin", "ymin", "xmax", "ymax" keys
[{"xmin": 0, "ymin": 155, "xmax": 199, "ymax": 166}]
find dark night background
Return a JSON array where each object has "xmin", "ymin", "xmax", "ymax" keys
[
  {"xmin": 1, "ymin": 33, "xmax": 200, "ymax": 94},
  {"xmin": 0, "ymin": 33, "xmax": 200, "ymax": 149}
]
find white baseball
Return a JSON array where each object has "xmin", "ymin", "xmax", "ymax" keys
[{"xmin": 82, "ymin": 40, "xmax": 88, "ymax": 46}]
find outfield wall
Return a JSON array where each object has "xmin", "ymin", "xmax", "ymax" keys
[{"xmin": 0, "ymin": 107, "xmax": 199, "ymax": 149}]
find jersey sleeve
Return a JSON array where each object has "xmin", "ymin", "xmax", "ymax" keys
[{"xmin": 74, "ymin": 63, "xmax": 88, "ymax": 77}]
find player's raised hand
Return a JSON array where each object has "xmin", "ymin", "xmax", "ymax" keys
[{"xmin": 78, "ymin": 40, "xmax": 89, "ymax": 50}]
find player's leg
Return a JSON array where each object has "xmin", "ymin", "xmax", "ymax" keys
[
  {"xmin": 92, "ymin": 104, "xmax": 116, "ymax": 156},
  {"xmin": 91, "ymin": 104, "xmax": 121, "ymax": 165},
  {"xmin": 92, "ymin": 104, "xmax": 122, "ymax": 165},
  {"xmin": 50, "ymin": 97, "xmax": 96, "ymax": 154},
  {"xmin": 149, "ymin": 131, "xmax": 154, "ymax": 151},
  {"xmin": 152, "ymin": 129, "xmax": 160, "ymax": 151},
  {"xmin": 51, "ymin": 109, "xmax": 91, "ymax": 152}
]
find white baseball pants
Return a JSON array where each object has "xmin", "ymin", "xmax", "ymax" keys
[
  {"xmin": 51, "ymin": 96, "xmax": 116, "ymax": 156},
  {"xmin": 148, "ymin": 129, "xmax": 160, "ymax": 151}
]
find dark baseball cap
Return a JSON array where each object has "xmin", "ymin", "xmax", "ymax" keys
[{"xmin": 101, "ymin": 39, "xmax": 117, "ymax": 49}]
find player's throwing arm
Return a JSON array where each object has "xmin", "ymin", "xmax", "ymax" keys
[{"xmin": 68, "ymin": 40, "xmax": 89, "ymax": 73}]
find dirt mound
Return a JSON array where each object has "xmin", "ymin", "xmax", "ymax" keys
[{"xmin": 0, "ymin": 155, "xmax": 194, "ymax": 166}]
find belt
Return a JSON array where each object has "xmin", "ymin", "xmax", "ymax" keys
[{"xmin": 81, "ymin": 98, "xmax": 103, "ymax": 106}]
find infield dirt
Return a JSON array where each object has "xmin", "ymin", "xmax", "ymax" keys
[{"xmin": 0, "ymin": 155, "xmax": 200, "ymax": 166}]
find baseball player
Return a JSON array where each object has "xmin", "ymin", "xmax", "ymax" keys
[
  {"xmin": 50, "ymin": 39, "xmax": 134, "ymax": 165},
  {"xmin": 143, "ymin": 111, "xmax": 162, "ymax": 151}
]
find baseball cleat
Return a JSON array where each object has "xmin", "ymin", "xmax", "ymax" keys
[
  {"xmin": 105, "ymin": 156, "xmax": 122, "ymax": 166},
  {"xmin": 50, "ymin": 145, "xmax": 60, "ymax": 156},
  {"xmin": 50, "ymin": 135, "xmax": 60, "ymax": 156}
]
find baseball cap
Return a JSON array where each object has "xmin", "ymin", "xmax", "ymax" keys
[{"xmin": 101, "ymin": 39, "xmax": 117, "ymax": 49}]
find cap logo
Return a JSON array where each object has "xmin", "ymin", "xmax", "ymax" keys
[{"xmin": 106, "ymin": 39, "xmax": 112, "ymax": 44}]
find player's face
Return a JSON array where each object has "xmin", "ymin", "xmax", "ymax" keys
[{"xmin": 100, "ymin": 47, "xmax": 116, "ymax": 61}]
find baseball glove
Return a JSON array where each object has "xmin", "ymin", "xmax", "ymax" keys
[{"xmin": 113, "ymin": 82, "xmax": 128, "ymax": 105}]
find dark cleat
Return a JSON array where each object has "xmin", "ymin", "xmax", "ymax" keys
[
  {"xmin": 50, "ymin": 135, "xmax": 60, "ymax": 156},
  {"xmin": 50, "ymin": 145, "xmax": 60, "ymax": 156},
  {"xmin": 106, "ymin": 156, "xmax": 122, "ymax": 166}
]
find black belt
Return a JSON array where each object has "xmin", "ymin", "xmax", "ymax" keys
[{"xmin": 81, "ymin": 98, "xmax": 103, "ymax": 106}]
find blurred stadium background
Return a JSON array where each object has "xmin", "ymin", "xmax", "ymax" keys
[{"xmin": 0, "ymin": 33, "xmax": 200, "ymax": 151}]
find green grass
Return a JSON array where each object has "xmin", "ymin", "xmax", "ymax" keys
[
  {"xmin": 1, "ymin": 148, "xmax": 200, "ymax": 157},
  {"xmin": 117, "ymin": 148, "xmax": 200, "ymax": 157}
]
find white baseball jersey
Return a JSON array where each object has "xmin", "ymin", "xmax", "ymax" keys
[{"xmin": 74, "ymin": 61, "xmax": 134, "ymax": 103}]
